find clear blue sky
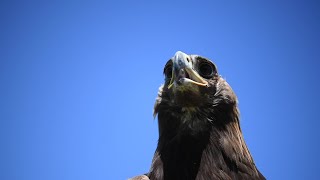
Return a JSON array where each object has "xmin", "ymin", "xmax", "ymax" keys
[{"xmin": 1, "ymin": 1, "xmax": 320, "ymax": 180}]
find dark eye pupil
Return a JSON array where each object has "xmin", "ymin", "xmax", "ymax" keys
[
  {"xmin": 199, "ymin": 63, "xmax": 214, "ymax": 78},
  {"xmin": 165, "ymin": 66, "xmax": 172, "ymax": 79}
]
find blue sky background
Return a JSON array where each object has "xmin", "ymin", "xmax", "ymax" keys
[{"xmin": 1, "ymin": 1, "xmax": 320, "ymax": 180}]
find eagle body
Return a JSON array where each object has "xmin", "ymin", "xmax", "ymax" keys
[{"xmin": 130, "ymin": 51, "xmax": 265, "ymax": 180}]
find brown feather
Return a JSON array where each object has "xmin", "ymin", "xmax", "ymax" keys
[{"xmin": 132, "ymin": 53, "xmax": 265, "ymax": 180}]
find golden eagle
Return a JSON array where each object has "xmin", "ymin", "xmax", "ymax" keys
[{"xmin": 130, "ymin": 51, "xmax": 265, "ymax": 180}]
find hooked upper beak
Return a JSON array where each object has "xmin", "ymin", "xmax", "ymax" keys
[{"xmin": 168, "ymin": 51, "xmax": 208, "ymax": 89}]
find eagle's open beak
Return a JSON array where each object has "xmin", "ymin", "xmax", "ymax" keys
[{"xmin": 168, "ymin": 51, "xmax": 208, "ymax": 89}]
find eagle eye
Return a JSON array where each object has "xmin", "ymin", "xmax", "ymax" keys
[
  {"xmin": 164, "ymin": 65, "xmax": 173, "ymax": 79},
  {"xmin": 199, "ymin": 62, "xmax": 215, "ymax": 78}
]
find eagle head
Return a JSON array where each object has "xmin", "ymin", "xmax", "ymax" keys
[{"xmin": 154, "ymin": 51, "xmax": 237, "ymax": 123}]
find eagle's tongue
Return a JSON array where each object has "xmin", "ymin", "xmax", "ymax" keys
[{"xmin": 176, "ymin": 69, "xmax": 189, "ymax": 85}]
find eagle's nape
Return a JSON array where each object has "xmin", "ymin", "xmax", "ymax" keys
[{"xmin": 131, "ymin": 51, "xmax": 265, "ymax": 180}]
